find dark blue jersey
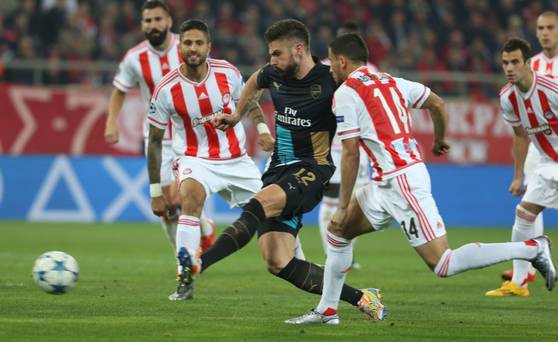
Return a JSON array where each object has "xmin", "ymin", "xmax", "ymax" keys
[{"xmin": 257, "ymin": 59, "xmax": 337, "ymax": 168}]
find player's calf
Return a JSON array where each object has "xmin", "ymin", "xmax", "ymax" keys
[{"xmin": 199, "ymin": 198, "xmax": 265, "ymax": 272}]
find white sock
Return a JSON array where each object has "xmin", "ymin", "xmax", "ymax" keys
[
  {"xmin": 318, "ymin": 196, "xmax": 338, "ymax": 257},
  {"xmin": 176, "ymin": 215, "xmax": 201, "ymax": 257},
  {"xmin": 512, "ymin": 206, "xmax": 538, "ymax": 287},
  {"xmin": 434, "ymin": 240, "xmax": 539, "ymax": 277},
  {"xmin": 199, "ymin": 210, "xmax": 215, "ymax": 238},
  {"xmin": 528, "ymin": 212, "xmax": 544, "ymax": 274},
  {"xmin": 316, "ymin": 233, "xmax": 353, "ymax": 313},
  {"xmin": 160, "ymin": 218, "xmax": 177, "ymax": 249},
  {"xmin": 294, "ymin": 236, "xmax": 306, "ymax": 260}
]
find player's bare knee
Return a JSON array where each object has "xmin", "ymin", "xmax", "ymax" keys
[
  {"xmin": 265, "ymin": 257, "xmax": 288, "ymax": 275},
  {"xmin": 515, "ymin": 204, "xmax": 538, "ymax": 224},
  {"xmin": 327, "ymin": 224, "xmax": 346, "ymax": 238},
  {"xmin": 178, "ymin": 180, "xmax": 206, "ymax": 216}
]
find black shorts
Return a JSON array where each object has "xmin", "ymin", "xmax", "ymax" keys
[
  {"xmin": 257, "ymin": 215, "xmax": 303, "ymax": 238},
  {"xmin": 323, "ymin": 182, "xmax": 340, "ymax": 198},
  {"xmin": 258, "ymin": 162, "xmax": 334, "ymax": 237}
]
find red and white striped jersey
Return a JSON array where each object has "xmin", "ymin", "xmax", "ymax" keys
[
  {"xmin": 531, "ymin": 52, "xmax": 558, "ymax": 76},
  {"xmin": 500, "ymin": 73, "xmax": 558, "ymax": 162},
  {"xmin": 113, "ymin": 33, "xmax": 182, "ymax": 141},
  {"xmin": 321, "ymin": 57, "xmax": 379, "ymax": 72},
  {"xmin": 334, "ymin": 66, "xmax": 431, "ymax": 180},
  {"xmin": 148, "ymin": 58, "xmax": 247, "ymax": 160}
]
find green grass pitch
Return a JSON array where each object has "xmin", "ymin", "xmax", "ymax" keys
[{"xmin": 1, "ymin": 221, "xmax": 557, "ymax": 341}]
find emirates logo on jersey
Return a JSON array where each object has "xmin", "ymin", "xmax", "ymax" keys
[
  {"xmin": 526, "ymin": 124, "xmax": 552, "ymax": 136},
  {"xmin": 192, "ymin": 109, "xmax": 225, "ymax": 127}
]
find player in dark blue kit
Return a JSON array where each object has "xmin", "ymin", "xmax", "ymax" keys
[{"xmin": 206, "ymin": 19, "xmax": 386, "ymax": 322}]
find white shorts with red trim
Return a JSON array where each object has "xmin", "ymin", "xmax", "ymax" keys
[
  {"xmin": 143, "ymin": 139, "xmax": 177, "ymax": 187},
  {"xmin": 173, "ymin": 155, "xmax": 262, "ymax": 208},
  {"xmin": 523, "ymin": 161, "xmax": 558, "ymax": 209},
  {"xmin": 523, "ymin": 143, "xmax": 542, "ymax": 184},
  {"xmin": 355, "ymin": 163, "xmax": 446, "ymax": 247}
]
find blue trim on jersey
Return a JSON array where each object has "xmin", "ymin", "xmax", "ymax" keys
[
  {"xmin": 276, "ymin": 125, "xmax": 296, "ymax": 164},
  {"xmin": 279, "ymin": 216, "xmax": 301, "ymax": 230}
]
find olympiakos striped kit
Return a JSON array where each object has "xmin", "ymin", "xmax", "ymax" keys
[
  {"xmin": 523, "ymin": 52, "xmax": 558, "ymax": 182},
  {"xmin": 113, "ymin": 34, "xmax": 182, "ymax": 185},
  {"xmin": 500, "ymin": 73, "xmax": 558, "ymax": 209},
  {"xmin": 334, "ymin": 66, "xmax": 446, "ymax": 247},
  {"xmin": 148, "ymin": 59, "xmax": 262, "ymax": 207}
]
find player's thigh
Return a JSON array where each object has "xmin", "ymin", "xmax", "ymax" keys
[
  {"xmin": 388, "ymin": 167, "xmax": 447, "ymax": 251},
  {"xmin": 261, "ymin": 163, "xmax": 332, "ymax": 219},
  {"xmin": 258, "ymin": 231, "xmax": 296, "ymax": 273}
]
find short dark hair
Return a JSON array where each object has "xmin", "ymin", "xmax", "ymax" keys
[
  {"xmin": 264, "ymin": 19, "xmax": 310, "ymax": 49},
  {"xmin": 141, "ymin": 0, "xmax": 170, "ymax": 15},
  {"xmin": 538, "ymin": 11, "xmax": 558, "ymax": 21},
  {"xmin": 329, "ymin": 33, "xmax": 369, "ymax": 64},
  {"xmin": 179, "ymin": 19, "xmax": 211, "ymax": 41},
  {"xmin": 502, "ymin": 38, "xmax": 532, "ymax": 62},
  {"xmin": 337, "ymin": 21, "xmax": 361, "ymax": 36}
]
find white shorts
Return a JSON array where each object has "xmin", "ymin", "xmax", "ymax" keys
[
  {"xmin": 523, "ymin": 143, "xmax": 542, "ymax": 184},
  {"xmin": 173, "ymin": 155, "xmax": 262, "ymax": 208},
  {"xmin": 355, "ymin": 163, "xmax": 447, "ymax": 247},
  {"xmin": 523, "ymin": 162, "xmax": 558, "ymax": 210},
  {"xmin": 144, "ymin": 140, "xmax": 177, "ymax": 187},
  {"xmin": 330, "ymin": 147, "xmax": 370, "ymax": 187}
]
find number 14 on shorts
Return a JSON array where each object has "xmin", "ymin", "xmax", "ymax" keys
[{"xmin": 401, "ymin": 217, "xmax": 419, "ymax": 240}]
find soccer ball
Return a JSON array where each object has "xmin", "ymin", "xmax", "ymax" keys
[{"xmin": 32, "ymin": 251, "xmax": 79, "ymax": 294}]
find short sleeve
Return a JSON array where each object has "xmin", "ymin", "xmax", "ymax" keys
[
  {"xmin": 147, "ymin": 91, "xmax": 169, "ymax": 130},
  {"xmin": 231, "ymin": 72, "xmax": 244, "ymax": 101},
  {"xmin": 333, "ymin": 85, "xmax": 361, "ymax": 140},
  {"xmin": 500, "ymin": 93, "xmax": 521, "ymax": 127},
  {"xmin": 113, "ymin": 54, "xmax": 137, "ymax": 92},
  {"xmin": 256, "ymin": 64, "xmax": 271, "ymax": 89},
  {"xmin": 393, "ymin": 77, "xmax": 431, "ymax": 108}
]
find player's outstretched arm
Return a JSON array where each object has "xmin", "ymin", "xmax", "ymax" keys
[
  {"xmin": 421, "ymin": 91, "xmax": 450, "ymax": 156},
  {"xmin": 147, "ymin": 125, "xmax": 168, "ymax": 218},
  {"xmin": 105, "ymin": 88, "xmax": 127, "ymax": 144},
  {"xmin": 213, "ymin": 70, "xmax": 262, "ymax": 131},
  {"xmin": 510, "ymin": 126, "xmax": 530, "ymax": 196},
  {"xmin": 247, "ymin": 102, "xmax": 274, "ymax": 152},
  {"xmin": 330, "ymin": 137, "xmax": 360, "ymax": 231}
]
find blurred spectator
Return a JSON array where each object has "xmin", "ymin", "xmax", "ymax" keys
[{"xmin": 0, "ymin": 0, "xmax": 554, "ymax": 95}]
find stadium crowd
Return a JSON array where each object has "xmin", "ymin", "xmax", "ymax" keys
[{"xmin": 0, "ymin": 0, "xmax": 557, "ymax": 85}]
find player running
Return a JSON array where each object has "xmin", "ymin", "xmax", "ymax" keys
[
  {"xmin": 147, "ymin": 19, "xmax": 273, "ymax": 300},
  {"xmin": 486, "ymin": 37, "xmax": 558, "ymax": 297},
  {"xmin": 489, "ymin": 11, "xmax": 558, "ymax": 295},
  {"xmin": 318, "ymin": 21, "xmax": 375, "ymax": 269},
  {"xmin": 105, "ymin": 0, "xmax": 216, "ymax": 251},
  {"xmin": 287, "ymin": 33, "xmax": 556, "ymax": 325}
]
